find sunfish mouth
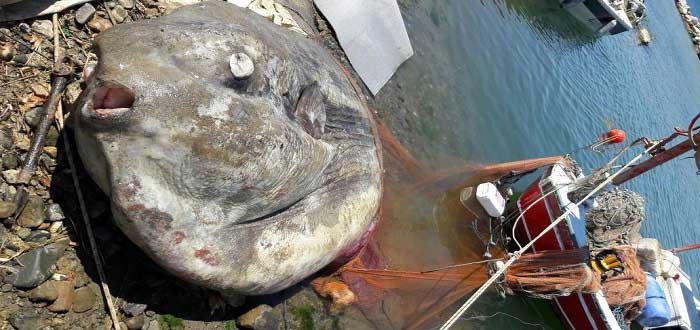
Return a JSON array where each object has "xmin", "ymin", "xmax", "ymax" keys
[{"xmin": 80, "ymin": 81, "xmax": 135, "ymax": 124}]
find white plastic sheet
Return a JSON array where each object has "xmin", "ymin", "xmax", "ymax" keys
[{"xmin": 314, "ymin": 0, "xmax": 413, "ymax": 95}]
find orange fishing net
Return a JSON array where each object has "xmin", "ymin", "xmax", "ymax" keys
[
  {"xmin": 593, "ymin": 246, "xmax": 647, "ymax": 320},
  {"xmin": 332, "ymin": 119, "xmax": 572, "ymax": 329},
  {"xmin": 338, "ymin": 244, "xmax": 490, "ymax": 330},
  {"xmin": 505, "ymin": 248, "xmax": 602, "ymax": 299}
]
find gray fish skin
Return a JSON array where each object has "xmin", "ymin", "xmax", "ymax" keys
[{"xmin": 73, "ymin": 1, "xmax": 381, "ymax": 296}]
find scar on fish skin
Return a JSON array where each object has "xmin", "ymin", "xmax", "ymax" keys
[
  {"xmin": 173, "ymin": 231, "xmax": 185, "ymax": 244},
  {"xmin": 194, "ymin": 248, "xmax": 220, "ymax": 266},
  {"xmin": 293, "ymin": 83, "xmax": 326, "ymax": 139}
]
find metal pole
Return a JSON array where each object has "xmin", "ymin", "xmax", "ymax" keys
[
  {"xmin": 671, "ymin": 243, "xmax": 700, "ymax": 254},
  {"xmin": 612, "ymin": 131, "xmax": 700, "ymax": 186}
]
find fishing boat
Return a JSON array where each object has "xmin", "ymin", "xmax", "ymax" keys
[
  {"xmin": 560, "ymin": 0, "xmax": 646, "ymax": 36},
  {"xmin": 508, "ymin": 160, "xmax": 700, "ymax": 329},
  {"xmin": 331, "ymin": 116, "xmax": 700, "ymax": 330},
  {"xmin": 480, "ymin": 115, "xmax": 700, "ymax": 330}
]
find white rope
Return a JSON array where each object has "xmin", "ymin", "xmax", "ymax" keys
[{"xmin": 439, "ymin": 145, "xmax": 654, "ymax": 330}]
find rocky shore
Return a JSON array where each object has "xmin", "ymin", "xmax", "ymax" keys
[
  {"xmin": 0, "ymin": 1, "xmax": 390, "ymax": 329},
  {"xmin": 675, "ymin": 0, "xmax": 700, "ymax": 56}
]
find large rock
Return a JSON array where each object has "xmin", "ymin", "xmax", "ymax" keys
[
  {"xmin": 74, "ymin": 1, "xmax": 381, "ymax": 296},
  {"xmin": 47, "ymin": 279, "xmax": 75, "ymax": 313},
  {"xmin": 28, "ymin": 281, "xmax": 58, "ymax": 302},
  {"xmin": 6, "ymin": 240, "xmax": 68, "ymax": 288},
  {"xmin": 8, "ymin": 309, "xmax": 48, "ymax": 330}
]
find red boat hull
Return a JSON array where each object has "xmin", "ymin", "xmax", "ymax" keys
[{"xmin": 514, "ymin": 165, "xmax": 609, "ymax": 330}]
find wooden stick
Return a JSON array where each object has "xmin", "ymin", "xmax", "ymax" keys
[
  {"xmin": 17, "ymin": 69, "xmax": 70, "ymax": 184},
  {"xmin": 53, "ymin": 14, "xmax": 63, "ymax": 66},
  {"xmin": 59, "ymin": 113, "xmax": 122, "ymax": 330},
  {"xmin": 0, "ymin": 73, "xmax": 42, "ymax": 88},
  {"xmin": 103, "ymin": 0, "xmax": 117, "ymax": 25}
]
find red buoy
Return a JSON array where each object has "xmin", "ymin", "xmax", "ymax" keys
[{"xmin": 601, "ymin": 129, "xmax": 626, "ymax": 144}]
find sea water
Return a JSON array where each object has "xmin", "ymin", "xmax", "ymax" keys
[{"xmin": 376, "ymin": 0, "xmax": 700, "ymax": 328}]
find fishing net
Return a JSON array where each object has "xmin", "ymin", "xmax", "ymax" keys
[
  {"xmin": 585, "ymin": 189, "xmax": 645, "ymax": 248},
  {"xmin": 504, "ymin": 248, "xmax": 602, "ymax": 299},
  {"xmin": 592, "ymin": 245, "xmax": 647, "ymax": 322},
  {"xmin": 338, "ymin": 242, "xmax": 491, "ymax": 330},
  {"xmin": 335, "ymin": 123, "xmax": 575, "ymax": 329},
  {"xmin": 333, "ymin": 168, "xmax": 502, "ymax": 330}
]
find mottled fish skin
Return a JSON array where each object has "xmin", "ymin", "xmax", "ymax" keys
[{"xmin": 74, "ymin": 1, "xmax": 381, "ymax": 296}]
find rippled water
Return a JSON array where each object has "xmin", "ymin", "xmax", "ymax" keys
[{"xmin": 375, "ymin": 0, "xmax": 700, "ymax": 327}]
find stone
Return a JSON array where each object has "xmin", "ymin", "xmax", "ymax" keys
[
  {"xmin": 29, "ymin": 84, "xmax": 49, "ymax": 98},
  {"xmin": 125, "ymin": 315, "xmax": 145, "ymax": 330},
  {"xmin": 0, "ymin": 42, "xmax": 15, "ymax": 61},
  {"xmin": 236, "ymin": 305, "xmax": 281, "ymax": 330},
  {"xmin": 28, "ymin": 281, "xmax": 58, "ymax": 302},
  {"xmin": 31, "ymin": 20, "xmax": 53, "ymax": 40},
  {"xmin": 64, "ymin": 81, "xmax": 83, "ymax": 105},
  {"xmin": 119, "ymin": 322, "xmax": 128, "ymax": 330},
  {"xmin": 122, "ymin": 302, "xmax": 147, "ymax": 316},
  {"xmin": 13, "ymin": 133, "xmax": 30, "ymax": 151},
  {"xmin": 24, "ymin": 107, "xmax": 42, "ymax": 128},
  {"xmin": 118, "ymin": 0, "xmax": 134, "ymax": 9},
  {"xmin": 0, "ymin": 200, "xmax": 15, "ymax": 218},
  {"xmin": 144, "ymin": 7, "xmax": 159, "ymax": 17},
  {"xmin": 6, "ymin": 239, "xmax": 68, "ymax": 289},
  {"xmin": 9, "ymin": 309, "xmax": 47, "ymax": 330},
  {"xmin": 46, "ymin": 126, "xmax": 59, "ymax": 147},
  {"xmin": 88, "ymin": 16, "xmax": 113, "ymax": 32},
  {"xmin": 15, "ymin": 226, "xmax": 31, "ymax": 240},
  {"xmin": 229, "ymin": 52, "xmax": 254, "ymax": 80},
  {"xmin": 0, "ymin": 283, "xmax": 12, "ymax": 292},
  {"xmin": 72, "ymin": 286, "xmax": 97, "ymax": 313},
  {"xmin": 49, "ymin": 221, "xmax": 63, "ymax": 233},
  {"xmin": 47, "ymin": 279, "xmax": 75, "ymax": 313},
  {"xmin": 25, "ymin": 230, "xmax": 51, "ymax": 244},
  {"xmin": 113, "ymin": 6, "xmax": 129, "ymax": 23},
  {"xmin": 2, "ymin": 169, "xmax": 19, "ymax": 184},
  {"xmin": 76, "ymin": 3, "xmax": 97, "ymax": 24},
  {"xmin": 2, "ymin": 229, "xmax": 26, "ymax": 250},
  {"xmin": 0, "ymin": 126, "xmax": 13, "ymax": 150},
  {"xmin": 17, "ymin": 195, "xmax": 46, "ymax": 228},
  {"xmin": 147, "ymin": 319, "xmax": 160, "ymax": 330},
  {"xmin": 43, "ymin": 146, "xmax": 58, "ymax": 159},
  {"xmin": 2, "ymin": 153, "xmax": 19, "ymax": 170},
  {"xmin": 12, "ymin": 54, "xmax": 29, "ymax": 64}
]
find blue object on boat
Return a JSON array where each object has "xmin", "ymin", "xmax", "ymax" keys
[{"xmin": 636, "ymin": 273, "xmax": 672, "ymax": 327}]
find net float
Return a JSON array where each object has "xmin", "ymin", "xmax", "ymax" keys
[{"xmin": 600, "ymin": 129, "xmax": 626, "ymax": 144}]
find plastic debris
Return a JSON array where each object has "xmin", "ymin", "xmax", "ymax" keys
[{"xmin": 314, "ymin": 0, "xmax": 413, "ymax": 95}]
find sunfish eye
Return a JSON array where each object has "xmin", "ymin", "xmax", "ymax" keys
[{"xmin": 230, "ymin": 52, "xmax": 254, "ymax": 80}]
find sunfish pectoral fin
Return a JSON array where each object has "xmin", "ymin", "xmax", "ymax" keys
[{"xmin": 293, "ymin": 82, "xmax": 326, "ymax": 139}]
